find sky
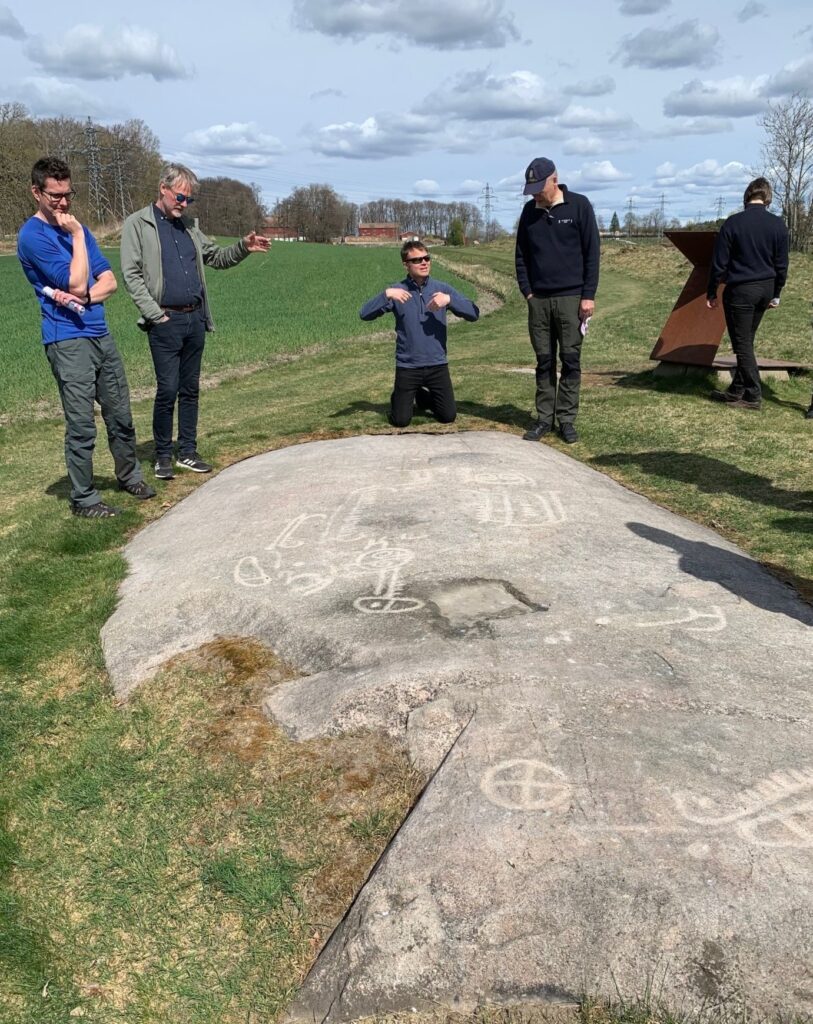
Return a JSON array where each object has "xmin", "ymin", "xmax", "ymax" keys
[{"xmin": 1, "ymin": 0, "xmax": 810, "ymax": 229}]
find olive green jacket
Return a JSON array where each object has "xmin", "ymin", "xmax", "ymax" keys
[{"xmin": 120, "ymin": 204, "xmax": 249, "ymax": 331}]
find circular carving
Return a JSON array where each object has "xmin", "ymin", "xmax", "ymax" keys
[{"xmin": 480, "ymin": 759, "xmax": 572, "ymax": 812}]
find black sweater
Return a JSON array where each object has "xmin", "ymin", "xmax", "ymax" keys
[
  {"xmin": 515, "ymin": 185, "xmax": 600, "ymax": 299},
  {"xmin": 707, "ymin": 204, "xmax": 789, "ymax": 300}
]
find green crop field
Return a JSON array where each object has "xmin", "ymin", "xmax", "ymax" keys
[
  {"xmin": 1, "ymin": 243, "xmax": 476, "ymax": 423},
  {"xmin": 1, "ymin": 237, "xmax": 812, "ymax": 1024}
]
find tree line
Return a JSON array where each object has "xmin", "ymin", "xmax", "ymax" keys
[
  {"xmin": 270, "ymin": 185, "xmax": 506, "ymax": 243},
  {"xmin": 0, "ymin": 104, "xmax": 266, "ymax": 239}
]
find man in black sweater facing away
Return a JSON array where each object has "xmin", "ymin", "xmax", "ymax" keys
[
  {"xmin": 707, "ymin": 177, "xmax": 789, "ymax": 412},
  {"xmin": 515, "ymin": 157, "xmax": 600, "ymax": 444}
]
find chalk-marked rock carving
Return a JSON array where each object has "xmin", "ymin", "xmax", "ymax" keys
[
  {"xmin": 635, "ymin": 606, "xmax": 727, "ymax": 633},
  {"xmin": 674, "ymin": 768, "xmax": 813, "ymax": 849},
  {"xmin": 352, "ymin": 544, "xmax": 425, "ymax": 615},
  {"xmin": 481, "ymin": 759, "xmax": 573, "ymax": 812},
  {"xmin": 473, "ymin": 490, "xmax": 566, "ymax": 528}
]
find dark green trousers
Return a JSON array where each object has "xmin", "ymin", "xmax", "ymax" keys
[
  {"xmin": 527, "ymin": 294, "xmax": 583, "ymax": 425},
  {"xmin": 45, "ymin": 335, "xmax": 143, "ymax": 507}
]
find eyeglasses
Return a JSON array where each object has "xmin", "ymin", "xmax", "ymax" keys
[
  {"xmin": 406, "ymin": 254, "xmax": 431, "ymax": 264},
  {"xmin": 163, "ymin": 186, "xmax": 195, "ymax": 205},
  {"xmin": 39, "ymin": 188, "xmax": 76, "ymax": 203}
]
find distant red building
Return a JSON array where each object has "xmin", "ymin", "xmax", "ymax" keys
[{"xmin": 358, "ymin": 222, "xmax": 399, "ymax": 240}]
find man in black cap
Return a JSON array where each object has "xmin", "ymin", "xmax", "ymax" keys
[{"xmin": 515, "ymin": 157, "xmax": 600, "ymax": 443}]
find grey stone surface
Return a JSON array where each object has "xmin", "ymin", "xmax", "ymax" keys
[{"xmin": 102, "ymin": 432, "xmax": 813, "ymax": 1021}]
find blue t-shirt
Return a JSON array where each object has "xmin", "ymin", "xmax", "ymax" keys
[{"xmin": 17, "ymin": 216, "xmax": 112, "ymax": 344}]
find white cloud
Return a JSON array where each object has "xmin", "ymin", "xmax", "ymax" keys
[
  {"xmin": 25, "ymin": 24, "xmax": 190, "ymax": 81},
  {"xmin": 414, "ymin": 179, "xmax": 440, "ymax": 195},
  {"xmin": 10, "ymin": 76, "xmax": 114, "ymax": 118},
  {"xmin": 312, "ymin": 114, "xmax": 480, "ymax": 159},
  {"xmin": 567, "ymin": 159, "xmax": 632, "ymax": 190},
  {"xmin": 562, "ymin": 135, "xmax": 636, "ymax": 155},
  {"xmin": 619, "ymin": 0, "xmax": 670, "ymax": 14},
  {"xmin": 456, "ymin": 179, "xmax": 485, "ymax": 195},
  {"xmin": 652, "ymin": 158, "xmax": 750, "ymax": 190},
  {"xmin": 566, "ymin": 75, "xmax": 616, "ymax": 97},
  {"xmin": 557, "ymin": 105, "xmax": 637, "ymax": 131},
  {"xmin": 0, "ymin": 5, "xmax": 25, "ymax": 39},
  {"xmin": 763, "ymin": 55, "xmax": 813, "ymax": 97},
  {"xmin": 427, "ymin": 69, "xmax": 568, "ymax": 121},
  {"xmin": 662, "ymin": 116, "xmax": 734, "ymax": 135},
  {"xmin": 182, "ymin": 123, "xmax": 284, "ymax": 169},
  {"xmin": 616, "ymin": 20, "xmax": 719, "ymax": 69},
  {"xmin": 293, "ymin": 0, "xmax": 519, "ymax": 49},
  {"xmin": 663, "ymin": 76, "xmax": 768, "ymax": 117},
  {"xmin": 737, "ymin": 1, "xmax": 766, "ymax": 21}
]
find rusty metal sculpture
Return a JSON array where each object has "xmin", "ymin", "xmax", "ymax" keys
[{"xmin": 650, "ymin": 231, "xmax": 723, "ymax": 366}]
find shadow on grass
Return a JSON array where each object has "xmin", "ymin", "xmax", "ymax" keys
[
  {"xmin": 628, "ymin": 522, "xmax": 813, "ymax": 624},
  {"xmin": 330, "ymin": 400, "xmax": 390, "ymax": 419},
  {"xmin": 592, "ymin": 451, "xmax": 813, "ymax": 513},
  {"xmin": 455, "ymin": 400, "xmax": 529, "ymax": 429}
]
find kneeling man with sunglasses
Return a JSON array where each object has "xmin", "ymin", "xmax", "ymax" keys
[{"xmin": 360, "ymin": 242, "xmax": 479, "ymax": 427}]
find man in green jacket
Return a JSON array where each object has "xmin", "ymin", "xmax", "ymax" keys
[{"xmin": 121, "ymin": 163, "xmax": 270, "ymax": 478}]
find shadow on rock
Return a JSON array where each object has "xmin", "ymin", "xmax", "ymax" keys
[
  {"xmin": 628, "ymin": 521, "xmax": 813, "ymax": 625},
  {"xmin": 593, "ymin": 451, "xmax": 813, "ymax": 514}
]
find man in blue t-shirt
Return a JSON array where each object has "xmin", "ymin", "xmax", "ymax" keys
[
  {"xmin": 360, "ymin": 241, "xmax": 479, "ymax": 427},
  {"xmin": 17, "ymin": 157, "xmax": 154, "ymax": 517}
]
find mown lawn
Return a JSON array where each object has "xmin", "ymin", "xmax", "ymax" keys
[{"xmin": 0, "ymin": 237, "xmax": 811, "ymax": 1023}]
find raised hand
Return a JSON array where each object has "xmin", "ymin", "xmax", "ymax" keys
[
  {"xmin": 385, "ymin": 287, "xmax": 412, "ymax": 304},
  {"xmin": 426, "ymin": 292, "xmax": 450, "ymax": 312},
  {"xmin": 243, "ymin": 232, "xmax": 271, "ymax": 252}
]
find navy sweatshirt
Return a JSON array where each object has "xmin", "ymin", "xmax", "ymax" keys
[
  {"xmin": 359, "ymin": 274, "xmax": 479, "ymax": 368},
  {"xmin": 515, "ymin": 185, "xmax": 600, "ymax": 300},
  {"xmin": 707, "ymin": 203, "xmax": 789, "ymax": 300}
]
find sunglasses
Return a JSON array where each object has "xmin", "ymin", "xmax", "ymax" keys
[
  {"xmin": 406, "ymin": 254, "xmax": 431, "ymax": 264},
  {"xmin": 164, "ymin": 187, "xmax": 195, "ymax": 204}
]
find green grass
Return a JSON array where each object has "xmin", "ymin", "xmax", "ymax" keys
[{"xmin": 0, "ymin": 237, "xmax": 811, "ymax": 1023}]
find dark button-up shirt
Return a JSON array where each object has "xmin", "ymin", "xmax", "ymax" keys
[{"xmin": 155, "ymin": 205, "xmax": 204, "ymax": 307}]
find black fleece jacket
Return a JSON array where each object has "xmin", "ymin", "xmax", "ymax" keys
[
  {"xmin": 515, "ymin": 185, "xmax": 600, "ymax": 300},
  {"xmin": 707, "ymin": 203, "xmax": 789, "ymax": 300}
]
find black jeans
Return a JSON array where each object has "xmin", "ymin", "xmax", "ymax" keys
[
  {"xmin": 390, "ymin": 363, "xmax": 456, "ymax": 427},
  {"xmin": 148, "ymin": 311, "xmax": 207, "ymax": 457},
  {"xmin": 722, "ymin": 278, "xmax": 774, "ymax": 402}
]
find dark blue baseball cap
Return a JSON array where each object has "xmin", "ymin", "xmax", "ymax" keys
[{"xmin": 523, "ymin": 157, "xmax": 556, "ymax": 195}]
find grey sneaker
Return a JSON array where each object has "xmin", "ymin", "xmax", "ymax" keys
[
  {"xmin": 805, "ymin": 405, "xmax": 813, "ymax": 420},
  {"xmin": 71, "ymin": 501, "xmax": 121, "ymax": 518},
  {"xmin": 176, "ymin": 452, "xmax": 212, "ymax": 473},
  {"xmin": 154, "ymin": 456, "xmax": 174, "ymax": 480},
  {"xmin": 118, "ymin": 479, "xmax": 156, "ymax": 499}
]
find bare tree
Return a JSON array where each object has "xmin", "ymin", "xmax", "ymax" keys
[{"xmin": 760, "ymin": 92, "xmax": 813, "ymax": 251}]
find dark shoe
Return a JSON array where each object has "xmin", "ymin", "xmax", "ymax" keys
[
  {"xmin": 414, "ymin": 386, "xmax": 433, "ymax": 412},
  {"xmin": 522, "ymin": 421, "xmax": 553, "ymax": 441},
  {"xmin": 805, "ymin": 405, "xmax": 813, "ymax": 420},
  {"xmin": 711, "ymin": 389, "xmax": 744, "ymax": 404},
  {"xmin": 175, "ymin": 452, "xmax": 212, "ymax": 473},
  {"xmin": 558, "ymin": 422, "xmax": 579, "ymax": 444},
  {"xmin": 71, "ymin": 501, "xmax": 121, "ymax": 518},
  {"xmin": 154, "ymin": 456, "xmax": 174, "ymax": 480},
  {"xmin": 118, "ymin": 479, "xmax": 157, "ymax": 499},
  {"xmin": 729, "ymin": 398, "xmax": 761, "ymax": 411}
]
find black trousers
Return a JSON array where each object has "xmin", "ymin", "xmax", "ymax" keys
[
  {"xmin": 722, "ymin": 278, "xmax": 774, "ymax": 402},
  {"xmin": 389, "ymin": 363, "xmax": 456, "ymax": 428},
  {"xmin": 147, "ymin": 311, "xmax": 207, "ymax": 457}
]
